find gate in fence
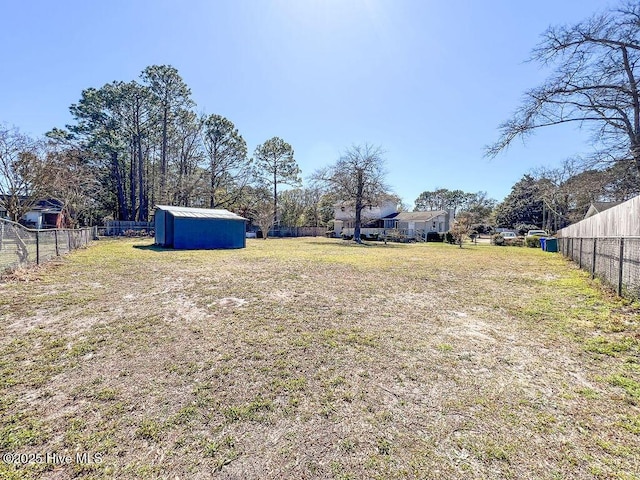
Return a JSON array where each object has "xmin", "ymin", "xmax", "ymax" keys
[
  {"xmin": 558, "ymin": 236, "xmax": 640, "ymax": 299},
  {"xmin": 0, "ymin": 219, "xmax": 95, "ymax": 272}
]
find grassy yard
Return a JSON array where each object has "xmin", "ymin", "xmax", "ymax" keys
[{"xmin": 0, "ymin": 237, "xmax": 639, "ymax": 479}]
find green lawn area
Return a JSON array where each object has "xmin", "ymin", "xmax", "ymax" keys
[{"xmin": 0, "ymin": 237, "xmax": 639, "ymax": 479}]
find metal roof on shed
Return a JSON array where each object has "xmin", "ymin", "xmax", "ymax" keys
[{"xmin": 155, "ymin": 205, "xmax": 247, "ymax": 220}]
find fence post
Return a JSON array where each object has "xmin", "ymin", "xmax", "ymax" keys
[
  {"xmin": 591, "ymin": 238, "xmax": 597, "ymax": 279},
  {"xmin": 36, "ymin": 230, "xmax": 40, "ymax": 265},
  {"xmin": 68, "ymin": 230, "xmax": 72, "ymax": 252},
  {"xmin": 618, "ymin": 238, "xmax": 625, "ymax": 296},
  {"xmin": 54, "ymin": 230, "xmax": 59, "ymax": 256},
  {"xmin": 579, "ymin": 238, "xmax": 583, "ymax": 268}
]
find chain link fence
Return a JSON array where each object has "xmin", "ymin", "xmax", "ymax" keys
[
  {"xmin": 0, "ymin": 218, "xmax": 95, "ymax": 273},
  {"xmin": 558, "ymin": 237, "xmax": 640, "ymax": 300}
]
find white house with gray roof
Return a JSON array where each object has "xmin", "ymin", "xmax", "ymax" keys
[{"xmin": 333, "ymin": 201, "xmax": 451, "ymax": 240}]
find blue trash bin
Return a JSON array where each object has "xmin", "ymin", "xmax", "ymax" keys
[
  {"xmin": 540, "ymin": 237, "xmax": 547, "ymax": 250},
  {"xmin": 545, "ymin": 238, "xmax": 558, "ymax": 253}
]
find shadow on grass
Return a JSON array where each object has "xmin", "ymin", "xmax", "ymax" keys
[{"xmin": 132, "ymin": 244, "xmax": 174, "ymax": 253}]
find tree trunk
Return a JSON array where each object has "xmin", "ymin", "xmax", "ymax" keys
[
  {"xmin": 7, "ymin": 195, "xmax": 21, "ymax": 222},
  {"xmin": 160, "ymin": 107, "xmax": 168, "ymax": 204},
  {"xmin": 129, "ymin": 140, "xmax": 137, "ymax": 221},
  {"xmin": 111, "ymin": 151, "xmax": 128, "ymax": 220},
  {"xmin": 273, "ymin": 169, "xmax": 278, "ymax": 227},
  {"xmin": 137, "ymin": 136, "xmax": 147, "ymax": 221},
  {"xmin": 210, "ymin": 142, "xmax": 217, "ymax": 208},
  {"xmin": 354, "ymin": 168, "xmax": 364, "ymax": 243},
  {"xmin": 632, "ymin": 142, "xmax": 640, "ymax": 178},
  {"xmin": 146, "ymin": 151, "xmax": 152, "ymax": 214}
]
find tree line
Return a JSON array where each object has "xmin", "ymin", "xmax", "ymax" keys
[
  {"xmin": 1, "ymin": 66, "xmax": 395, "ymax": 240},
  {"xmin": 414, "ymin": 158, "xmax": 639, "ymax": 236},
  {"xmin": 3, "ymin": 2, "xmax": 640, "ymax": 239},
  {"xmin": 0, "ymin": 65, "xmax": 320, "ymax": 229}
]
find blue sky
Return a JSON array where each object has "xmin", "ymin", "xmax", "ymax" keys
[{"xmin": 0, "ymin": 0, "xmax": 609, "ymax": 206}]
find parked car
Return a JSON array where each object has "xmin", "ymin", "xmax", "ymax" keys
[
  {"xmin": 501, "ymin": 231, "xmax": 517, "ymax": 239},
  {"xmin": 526, "ymin": 229, "xmax": 547, "ymax": 237}
]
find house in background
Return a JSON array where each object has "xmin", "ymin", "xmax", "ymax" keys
[
  {"xmin": 0, "ymin": 197, "xmax": 68, "ymax": 229},
  {"xmin": 333, "ymin": 199, "xmax": 397, "ymax": 237},
  {"xmin": 154, "ymin": 205, "xmax": 247, "ymax": 249},
  {"xmin": 383, "ymin": 210, "xmax": 450, "ymax": 237},
  {"xmin": 22, "ymin": 199, "xmax": 67, "ymax": 229},
  {"xmin": 333, "ymin": 199, "xmax": 452, "ymax": 240}
]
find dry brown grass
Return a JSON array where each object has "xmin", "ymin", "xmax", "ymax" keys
[{"xmin": 0, "ymin": 237, "xmax": 639, "ymax": 479}]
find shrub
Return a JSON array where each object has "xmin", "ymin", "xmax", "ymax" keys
[
  {"xmin": 504, "ymin": 237, "xmax": 524, "ymax": 247},
  {"xmin": 426, "ymin": 232, "xmax": 443, "ymax": 242},
  {"xmin": 491, "ymin": 233, "xmax": 505, "ymax": 246},
  {"xmin": 525, "ymin": 236, "xmax": 541, "ymax": 248},
  {"xmin": 444, "ymin": 231, "xmax": 455, "ymax": 244}
]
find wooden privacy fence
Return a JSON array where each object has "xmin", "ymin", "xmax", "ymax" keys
[
  {"xmin": 556, "ymin": 195, "xmax": 640, "ymax": 299},
  {"xmin": 557, "ymin": 237, "xmax": 640, "ymax": 299},
  {"xmin": 558, "ymin": 196, "xmax": 640, "ymax": 237},
  {"xmin": 0, "ymin": 219, "xmax": 95, "ymax": 272}
]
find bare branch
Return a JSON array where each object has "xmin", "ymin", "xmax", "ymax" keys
[{"xmin": 487, "ymin": 3, "xmax": 640, "ymax": 175}]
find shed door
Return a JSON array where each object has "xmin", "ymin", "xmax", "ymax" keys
[{"xmin": 155, "ymin": 211, "xmax": 166, "ymax": 246}]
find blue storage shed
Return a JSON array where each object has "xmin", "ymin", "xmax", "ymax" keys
[{"xmin": 154, "ymin": 205, "xmax": 247, "ymax": 249}]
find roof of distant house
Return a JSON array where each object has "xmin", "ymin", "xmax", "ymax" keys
[
  {"xmin": 32, "ymin": 199, "xmax": 63, "ymax": 212},
  {"xmin": 383, "ymin": 210, "xmax": 447, "ymax": 222},
  {"xmin": 155, "ymin": 205, "xmax": 247, "ymax": 220},
  {"xmin": 584, "ymin": 201, "xmax": 622, "ymax": 219}
]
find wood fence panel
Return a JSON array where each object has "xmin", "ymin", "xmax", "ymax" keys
[{"xmin": 557, "ymin": 196, "xmax": 640, "ymax": 238}]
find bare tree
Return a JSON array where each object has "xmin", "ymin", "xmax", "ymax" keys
[
  {"xmin": 530, "ymin": 159, "xmax": 583, "ymax": 231},
  {"xmin": 254, "ymin": 201, "xmax": 275, "ymax": 240},
  {"xmin": 0, "ymin": 125, "xmax": 49, "ymax": 221},
  {"xmin": 45, "ymin": 141, "xmax": 102, "ymax": 227},
  {"xmin": 459, "ymin": 191, "xmax": 497, "ymax": 225},
  {"xmin": 313, "ymin": 144, "xmax": 388, "ymax": 244},
  {"xmin": 487, "ymin": 2, "xmax": 640, "ymax": 177}
]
